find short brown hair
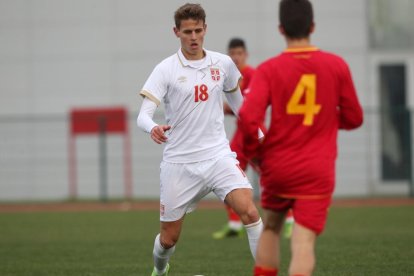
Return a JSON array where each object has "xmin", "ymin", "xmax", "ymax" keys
[
  {"xmin": 279, "ymin": 0, "xmax": 313, "ymax": 39},
  {"xmin": 174, "ymin": 3, "xmax": 206, "ymax": 29}
]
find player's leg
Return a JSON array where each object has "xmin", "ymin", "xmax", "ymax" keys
[
  {"xmin": 151, "ymin": 161, "xmax": 205, "ymax": 275},
  {"xmin": 253, "ymin": 194, "xmax": 291, "ymax": 276},
  {"xmin": 225, "ymin": 188, "xmax": 260, "ymax": 224},
  {"xmin": 212, "ymin": 203, "xmax": 244, "ymax": 239},
  {"xmin": 224, "ymin": 188, "xmax": 263, "ymax": 259},
  {"xmin": 288, "ymin": 197, "xmax": 331, "ymax": 276},
  {"xmin": 152, "ymin": 218, "xmax": 184, "ymax": 275},
  {"xmin": 288, "ymin": 222, "xmax": 316, "ymax": 276},
  {"xmin": 211, "ymin": 155, "xmax": 263, "ymax": 259},
  {"xmin": 253, "ymin": 209, "xmax": 285, "ymax": 276},
  {"xmin": 212, "ymin": 132, "xmax": 246, "ymax": 239}
]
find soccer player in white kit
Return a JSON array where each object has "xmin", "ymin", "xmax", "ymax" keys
[{"xmin": 137, "ymin": 3, "xmax": 263, "ymax": 276}]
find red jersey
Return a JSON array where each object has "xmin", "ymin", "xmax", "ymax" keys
[
  {"xmin": 239, "ymin": 65, "xmax": 255, "ymax": 96},
  {"xmin": 238, "ymin": 47, "xmax": 363, "ymax": 197}
]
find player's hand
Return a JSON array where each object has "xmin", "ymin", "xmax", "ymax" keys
[{"xmin": 150, "ymin": 125, "xmax": 171, "ymax": 144}]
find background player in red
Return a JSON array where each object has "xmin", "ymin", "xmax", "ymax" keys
[
  {"xmin": 213, "ymin": 38, "xmax": 256, "ymax": 239},
  {"xmin": 238, "ymin": 0, "xmax": 363, "ymax": 275}
]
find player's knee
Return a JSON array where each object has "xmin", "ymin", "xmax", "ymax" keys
[
  {"xmin": 241, "ymin": 204, "xmax": 260, "ymax": 224},
  {"xmin": 248, "ymin": 206, "xmax": 260, "ymax": 221},
  {"xmin": 160, "ymin": 235, "xmax": 179, "ymax": 249}
]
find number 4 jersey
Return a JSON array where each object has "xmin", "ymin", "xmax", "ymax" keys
[
  {"xmin": 140, "ymin": 49, "xmax": 241, "ymax": 163},
  {"xmin": 238, "ymin": 47, "xmax": 363, "ymax": 197}
]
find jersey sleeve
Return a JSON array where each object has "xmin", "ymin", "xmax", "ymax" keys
[
  {"xmin": 223, "ymin": 55, "xmax": 242, "ymax": 93},
  {"xmin": 338, "ymin": 61, "xmax": 363, "ymax": 129},
  {"xmin": 139, "ymin": 63, "xmax": 167, "ymax": 106},
  {"xmin": 237, "ymin": 63, "xmax": 271, "ymax": 159}
]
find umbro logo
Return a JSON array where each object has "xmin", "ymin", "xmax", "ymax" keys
[{"xmin": 177, "ymin": 76, "xmax": 187, "ymax": 83}]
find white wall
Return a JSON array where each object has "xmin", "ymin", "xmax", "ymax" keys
[
  {"xmin": 0, "ymin": 0, "xmax": 404, "ymax": 200},
  {"xmin": 0, "ymin": 0, "xmax": 369, "ymax": 114}
]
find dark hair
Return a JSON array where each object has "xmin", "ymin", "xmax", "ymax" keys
[
  {"xmin": 279, "ymin": 0, "xmax": 314, "ymax": 39},
  {"xmin": 228, "ymin": 38, "xmax": 247, "ymax": 50},
  {"xmin": 174, "ymin": 3, "xmax": 206, "ymax": 29}
]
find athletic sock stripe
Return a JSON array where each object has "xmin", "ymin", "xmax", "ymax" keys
[{"xmin": 245, "ymin": 218, "xmax": 262, "ymax": 228}]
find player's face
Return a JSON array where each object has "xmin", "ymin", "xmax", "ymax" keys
[
  {"xmin": 228, "ymin": 47, "xmax": 248, "ymax": 70},
  {"xmin": 174, "ymin": 19, "xmax": 206, "ymax": 60}
]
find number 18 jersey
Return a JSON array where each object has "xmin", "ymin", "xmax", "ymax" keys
[{"xmin": 140, "ymin": 49, "xmax": 241, "ymax": 163}]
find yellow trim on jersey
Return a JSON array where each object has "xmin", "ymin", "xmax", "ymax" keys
[
  {"xmin": 284, "ymin": 46, "xmax": 319, "ymax": 53},
  {"xmin": 223, "ymin": 77, "xmax": 242, "ymax": 93},
  {"xmin": 176, "ymin": 53, "xmax": 185, "ymax": 67},
  {"xmin": 139, "ymin": 90, "xmax": 160, "ymax": 106}
]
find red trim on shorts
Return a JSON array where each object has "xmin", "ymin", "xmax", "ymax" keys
[{"xmin": 236, "ymin": 164, "xmax": 247, "ymax": 177}]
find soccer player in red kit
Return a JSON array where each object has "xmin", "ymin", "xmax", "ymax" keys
[
  {"xmin": 238, "ymin": 0, "xmax": 363, "ymax": 275},
  {"xmin": 213, "ymin": 38, "xmax": 256, "ymax": 239}
]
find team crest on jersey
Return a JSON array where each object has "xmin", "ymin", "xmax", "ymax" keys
[{"xmin": 210, "ymin": 68, "xmax": 221, "ymax": 81}]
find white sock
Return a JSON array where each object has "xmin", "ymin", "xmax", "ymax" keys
[
  {"xmin": 153, "ymin": 233, "xmax": 175, "ymax": 274},
  {"xmin": 244, "ymin": 218, "xmax": 263, "ymax": 260}
]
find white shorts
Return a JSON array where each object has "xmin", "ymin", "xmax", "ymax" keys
[{"xmin": 159, "ymin": 154, "xmax": 252, "ymax": 222}]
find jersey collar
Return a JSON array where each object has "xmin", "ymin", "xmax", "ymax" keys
[
  {"xmin": 284, "ymin": 46, "xmax": 319, "ymax": 53},
  {"xmin": 177, "ymin": 48, "xmax": 213, "ymax": 69}
]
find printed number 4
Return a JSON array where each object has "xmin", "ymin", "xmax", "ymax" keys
[
  {"xmin": 194, "ymin": 84, "xmax": 209, "ymax": 102},
  {"xmin": 286, "ymin": 74, "xmax": 321, "ymax": 126}
]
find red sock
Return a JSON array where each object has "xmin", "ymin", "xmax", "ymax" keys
[
  {"xmin": 253, "ymin": 266, "xmax": 278, "ymax": 276},
  {"xmin": 226, "ymin": 204, "xmax": 241, "ymax": 222}
]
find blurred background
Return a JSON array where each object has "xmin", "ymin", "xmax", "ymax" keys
[{"xmin": 0, "ymin": 0, "xmax": 413, "ymax": 201}]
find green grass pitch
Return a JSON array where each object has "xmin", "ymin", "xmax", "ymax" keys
[{"xmin": 0, "ymin": 205, "xmax": 413, "ymax": 275}]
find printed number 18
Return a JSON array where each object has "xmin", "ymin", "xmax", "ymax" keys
[{"xmin": 194, "ymin": 84, "xmax": 209, "ymax": 102}]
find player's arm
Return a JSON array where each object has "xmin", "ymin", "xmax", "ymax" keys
[
  {"xmin": 223, "ymin": 78, "xmax": 245, "ymax": 116},
  {"xmin": 137, "ymin": 98, "xmax": 170, "ymax": 144},
  {"xmin": 237, "ymin": 66, "xmax": 270, "ymax": 160},
  {"xmin": 338, "ymin": 63, "xmax": 363, "ymax": 130},
  {"xmin": 224, "ymin": 86, "xmax": 243, "ymax": 115},
  {"xmin": 224, "ymin": 87, "xmax": 265, "ymax": 139},
  {"xmin": 137, "ymin": 63, "xmax": 171, "ymax": 144}
]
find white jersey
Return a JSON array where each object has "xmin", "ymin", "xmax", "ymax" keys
[{"xmin": 140, "ymin": 49, "xmax": 241, "ymax": 163}]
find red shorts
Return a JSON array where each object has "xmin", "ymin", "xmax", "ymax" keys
[{"xmin": 261, "ymin": 192, "xmax": 332, "ymax": 235}]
